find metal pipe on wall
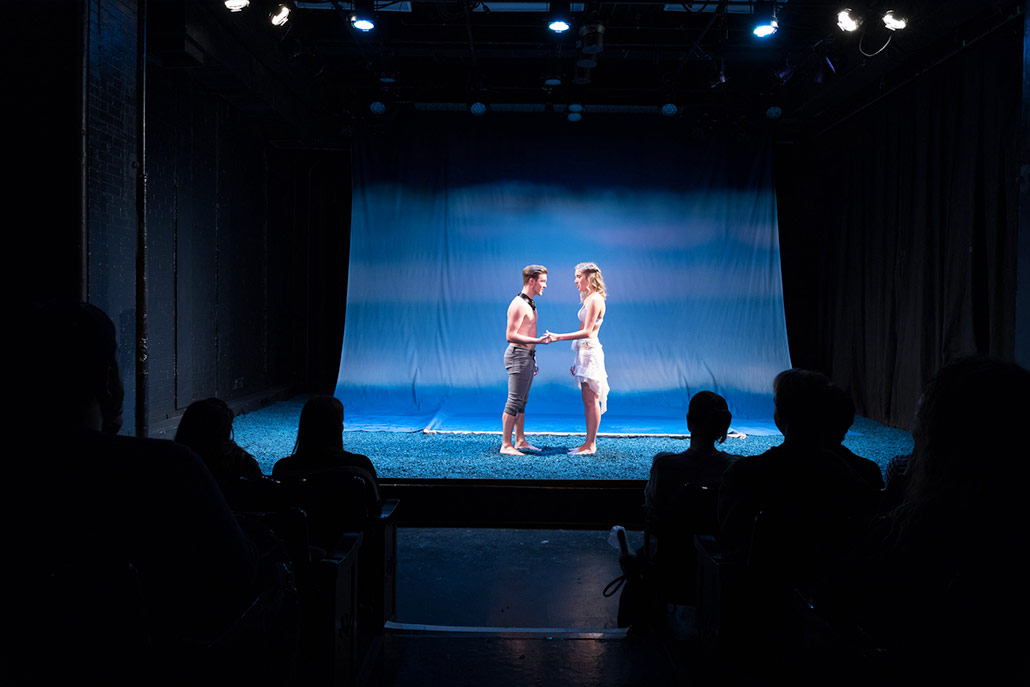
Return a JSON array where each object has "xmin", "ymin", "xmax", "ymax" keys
[
  {"xmin": 79, "ymin": 1, "xmax": 89, "ymax": 301},
  {"xmin": 135, "ymin": 0, "xmax": 149, "ymax": 438}
]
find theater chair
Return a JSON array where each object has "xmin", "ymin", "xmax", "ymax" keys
[
  {"xmin": 232, "ymin": 495, "xmax": 364, "ymax": 686},
  {"xmin": 644, "ymin": 482, "xmax": 719, "ymax": 606},
  {"xmin": 694, "ymin": 533, "xmax": 730, "ymax": 657},
  {"xmin": 275, "ymin": 468, "xmax": 399, "ymax": 678},
  {"xmin": 790, "ymin": 587, "xmax": 891, "ymax": 686}
]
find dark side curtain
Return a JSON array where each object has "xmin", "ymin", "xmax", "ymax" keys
[{"xmin": 778, "ymin": 25, "xmax": 1022, "ymax": 428}]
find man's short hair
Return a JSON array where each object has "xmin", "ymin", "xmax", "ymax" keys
[
  {"xmin": 30, "ymin": 301, "xmax": 118, "ymax": 408},
  {"xmin": 522, "ymin": 265, "xmax": 547, "ymax": 285},
  {"xmin": 773, "ymin": 368, "xmax": 831, "ymax": 438}
]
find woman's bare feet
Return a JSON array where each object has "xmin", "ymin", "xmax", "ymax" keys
[
  {"xmin": 516, "ymin": 441, "xmax": 542, "ymax": 452},
  {"xmin": 500, "ymin": 445, "xmax": 525, "ymax": 455},
  {"xmin": 567, "ymin": 444, "xmax": 596, "ymax": 455}
]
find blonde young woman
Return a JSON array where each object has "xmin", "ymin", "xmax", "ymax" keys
[{"xmin": 546, "ymin": 263, "xmax": 609, "ymax": 455}]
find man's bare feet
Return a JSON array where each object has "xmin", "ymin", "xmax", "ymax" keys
[
  {"xmin": 516, "ymin": 441, "xmax": 542, "ymax": 452},
  {"xmin": 500, "ymin": 446, "xmax": 525, "ymax": 456},
  {"xmin": 567, "ymin": 445, "xmax": 596, "ymax": 455}
]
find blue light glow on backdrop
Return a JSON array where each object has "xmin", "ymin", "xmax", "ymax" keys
[{"xmin": 336, "ymin": 118, "xmax": 791, "ymax": 434}]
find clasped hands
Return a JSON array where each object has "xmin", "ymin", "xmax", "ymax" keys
[{"xmin": 537, "ymin": 331, "xmax": 558, "ymax": 345}]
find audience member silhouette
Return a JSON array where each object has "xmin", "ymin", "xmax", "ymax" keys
[
  {"xmin": 642, "ymin": 390, "xmax": 738, "ymax": 605},
  {"xmin": 175, "ymin": 397, "xmax": 264, "ymax": 489},
  {"xmin": 272, "ymin": 395, "xmax": 378, "ymax": 481},
  {"xmin": 716, "ymin": 369, "xmax": 877, "ymax": 678},
  {"xmin": 644, "ymin": 390, "xmax": 737, "ymax": 532},
  {"xmin": 819, "ymin": 383, "xmax": 884, "ymax": 490},
  {"xmin": 718, "ymin": 369, "xmax": 876, "ymax": 570},
  {"xmin": 6, "ymin": 302, "xmax": 263, "ymax": 684},
  {"xmin": 841, "ymin": 357, "xmax": 1030, "ymax": 683}
]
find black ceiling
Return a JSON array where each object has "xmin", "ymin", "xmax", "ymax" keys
[{"xmin": 152, "ymin": 1, "xmax": 1021, "ymax": 143}]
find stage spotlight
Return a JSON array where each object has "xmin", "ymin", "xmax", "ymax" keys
[
  {"xmin": 269, "ymin": 4, "xmax": 290, "ymax": 26},
  {"xmin": 224, "ymin": 0, "xmax": 250, "ymax": 12},
  {"xmin": 882, "ymin": 9, "xmax": 907, "ymax": 31},
  {"xmin": 568, "ymin": 103, "xmax": 584, "ymax": 113},
  {"xmin": 661, "ymin": 103, "xmax": 678, "ymax": 117},
  {"xmin": 752, "ymin": 1, "xmax": 778, "ymax": 38},
  {"xmin": 548, "ymin": 2, "xmax": 571, "ymax": 33},
  {"xmin": 579, "ymin": 20, "xmax": 605, "ymax": 54},
  {"xmin": 836, "ymin": 9, "xmax": 860, "ymax": 32},
  {"xmin": 351, "ymin": 0, "xmax": 375, "ymax": 31},
  {"xmin": 470, "ymin": 102, "xmax": 487, "ymax": 116},
  {"xmin": 369, "ymin": 101, "xmax": 386, "ymax": 115},
  {"xmin": 568, "ymin": 112, "xmax": 582, "ymax": 122},
  {"xmin": 544, "ymin": 74, "xmax": 562, "ymax": 86}
]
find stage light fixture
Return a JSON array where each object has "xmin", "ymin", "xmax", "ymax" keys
[
  {"xmin": 544, "ymin": 75, "xmax": 562, "ymax": 86},
  {"xmin": 224, "ymin": 0, "xmax": 250, "ymax": 12},
  {"xmin": 660, "ymin": 103, "xmax": 678, "ymax": 117},
  {"xmin": 351, "ymin": 0, "xmax": 375, "ymax": 32},
  {"xmin": 369, "ymin": 101, "xmax": 386, "ymax": 115},
  {"xmin": 752, "ymin": 1, "xmax": 778, "ymax": 38},
  {"xmin": 579, "ymin": 20, "xmax": 605, "ymax": 54},
  {"xmin": 470, "ymin": 102, "xmax": 487, "ymax": 116},
  {"xmin": 882, "ymin": 10, "xmax": 907, "ymax": 31},
  {"xmin": 269, "ymin": 4, "xmax": 291, "ymax": 26},
  {"xmin": 568, "ymin": 103, "xmax": 584, "ymax": 113},
  {"xmin": 548, "ymin": 2, "xmax": 571, "ymax": 33},
  {"xmin": 836, "ymin": 9, "xmax": 860, "ymax": 32},
  {"xmin": 568, "ymin": 112, "xmax": 582, "ymax": 122},
  {"xmin": 766, "ymin": 105, "xmax": 782, "ymax": 119}
]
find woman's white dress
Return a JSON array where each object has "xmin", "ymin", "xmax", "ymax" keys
[{"xmin": 572, "ymin": 304, "xmax": 609, "ymax": 414}]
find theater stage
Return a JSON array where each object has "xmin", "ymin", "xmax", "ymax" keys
[{"xmin": 233, "ymin": 397, "xmax": 913, "ymax": 482}]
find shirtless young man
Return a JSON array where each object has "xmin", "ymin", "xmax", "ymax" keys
[{"xmin": 501, "ymin": 265, "xmax": 553, "ymax": 455}]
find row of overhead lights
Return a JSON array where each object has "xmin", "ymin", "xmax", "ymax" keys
[
  {"xmin": 228, "ymin": 1, "xmax": 584, "ymax": 36},
  {"xmin": 750, "ymin": 3, "xmax": 909, "ymax": 39},
  {"xmin": 225, "ymin": 2, "xmax": 910, "ymax": 39},
  {"xmin": 837, "ymin": 8, "xmax": 908, "ymax": 33}
]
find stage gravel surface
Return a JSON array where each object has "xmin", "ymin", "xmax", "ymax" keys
[{"xmin": 233, "ymin": 397, "xmax": 914, "ymax": 480}]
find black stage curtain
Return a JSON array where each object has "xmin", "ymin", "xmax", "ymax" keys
[{"xmin": 777, "ymin": 24, "xmax": 1022, "ymax": 428}]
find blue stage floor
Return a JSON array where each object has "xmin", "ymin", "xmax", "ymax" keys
[{"xmin": 233, "ymin": 396, "xmax": 914, "ymax": 481}]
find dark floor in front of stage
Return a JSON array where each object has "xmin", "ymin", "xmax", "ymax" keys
[{"xmin": 370, "ymin": 527, "xmax": 706, "ymax": 687}]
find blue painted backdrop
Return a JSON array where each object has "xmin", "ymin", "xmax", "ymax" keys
[{"xmin": 337, "ymin": 119, "xmax": 791, "ymax": 434}]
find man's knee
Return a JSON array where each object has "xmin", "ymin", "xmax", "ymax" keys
[{"xmin": 504, "ymin": 399, "xmax": 526, "ymax": 416}]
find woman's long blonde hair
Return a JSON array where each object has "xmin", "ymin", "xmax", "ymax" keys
[{"xmin": 576, "ymin": 262, "xmax": 606, "ymax": 302}]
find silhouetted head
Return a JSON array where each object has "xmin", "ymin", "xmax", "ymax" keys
[
  {"xmin": 175, "ymin": 398, "xmax": 234, "ymax": 464},
  {"xmin": 772, "ymin": 368, "xmax": 831, "ymax": 441},
  {"xmin": 821, "ymin": 383, "xmax": 855, "ymax": 446},
  {"xmin": 27, "ymin": 301, "xmax": 125, "ymax": 433},
  {"xmin": 686, "ymin": 391, "xmax": 732, "ymax": 444},
  {"xmin": 294, "ymin": 395, "xmax": 344, "ymax": 454},
  {"xmin": 906, "ymin": 357, "xmax": 1030, "ymax": 510}
]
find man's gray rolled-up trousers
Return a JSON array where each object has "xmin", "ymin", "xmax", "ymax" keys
[{"xmin": 504, "ymin": 344, "xmax": 535, "ymax": 415}]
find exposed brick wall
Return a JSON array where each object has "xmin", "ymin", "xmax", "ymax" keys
[
  {"xmin": 85, "ymin": 0, "xmax": 139, "ymax": 433},
  {"xmin": 22, "ymin": 0, "xmax": 351, "ymax": 436}
]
